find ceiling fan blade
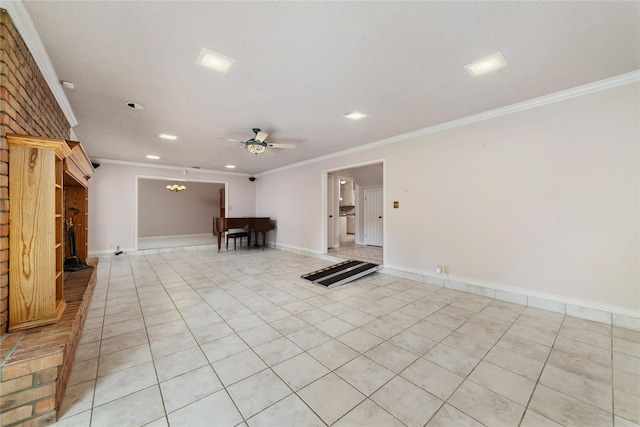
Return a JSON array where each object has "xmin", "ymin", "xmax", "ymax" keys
[
  {"xmin": 255, "ymin": 131, "xmax": 269, "ymax": 142},
  {"xmin": 268, "ymin": 143, "xmax": 296, "ymax": 149}
]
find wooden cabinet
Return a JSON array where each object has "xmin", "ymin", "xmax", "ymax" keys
[{"xmin": 8, "ymin": 135, "xmax": 93, "ymax": 332}]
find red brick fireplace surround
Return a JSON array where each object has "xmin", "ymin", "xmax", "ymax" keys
[{"xmin": 1, "ymin": 260, "xmax": 98, "ymax": 427}]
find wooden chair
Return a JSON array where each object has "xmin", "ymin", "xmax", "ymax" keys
[{"xmin": 226, "ymin": 229, "xmax": 249, "ymax": 250}]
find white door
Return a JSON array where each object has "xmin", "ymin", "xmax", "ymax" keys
[{"xmin": 364, "ymin": 189, "xmax": 383, "ymax": 246}]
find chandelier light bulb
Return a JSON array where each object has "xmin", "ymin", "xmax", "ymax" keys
[{"xmin": 166, "ymin": 183, "xmax": 186, "ymax": 192}]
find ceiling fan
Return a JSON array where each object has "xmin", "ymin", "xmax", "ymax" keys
[{"xmin": 241, "ymin": 128, "xmax": 297, "ymax": 155}]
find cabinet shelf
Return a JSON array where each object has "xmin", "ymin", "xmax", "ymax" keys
[{"xmin": 8, "ymin": 134, "xmax": 93, "ymax": 332}]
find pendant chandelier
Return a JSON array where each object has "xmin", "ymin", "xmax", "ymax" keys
[{"xmin": 166, "ymin": 182, "xmax": 186, "ymax": 192}]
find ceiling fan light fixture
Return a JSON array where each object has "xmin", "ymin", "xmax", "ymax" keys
[
  {"xmin": 246, "ymin": 141, "xmax": 266, "ymax": 154},
  {"xmin": 196, "ymin": 48, "xmax": 236, "ymax": 74},
  {"xmin": 344, "ymin": 111, "xmax": 368, "ymax": 120}
]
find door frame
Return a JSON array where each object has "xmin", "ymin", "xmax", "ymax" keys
[
  {"xmin": 135, "ymin": 175, "xmax": 227, "ymax": 250},
  {"xmin": 321, "ymin": 159, "xmax": 385, "ymax": 259},
  {"xmin": 327, "ymin": 174, "xmax": 337, "ymax": 249}
]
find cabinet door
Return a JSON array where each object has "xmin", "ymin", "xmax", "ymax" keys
[
  {"xmin": 9, "ymin": 146, "xmax": 58, "ymax": 329},
  {"xmin": 8, "ymin": 135, "xmax": 70, "ymax": 332}
]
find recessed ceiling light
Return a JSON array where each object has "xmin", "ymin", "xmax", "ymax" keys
[
  {"xmin": 344, "ymin": 111, "xmax": 369, "ymax": 120},
  {"xmin": 146, "ymin": 155, "xmax": 160, "ymax": 160},
  {"xmin": 159, "ymin": 134, "xmax": 177, "ymax": 140},
  {"xmin": 196, "ymin": 48, "xmax": 236, "ymax": 74},
  {"xmin": 225, "ymin": 165, "xmax": 236, "ymax": 169},
  {"xmin": 465, "ymin": 52, "xmax": 508, "ymax": 77}
]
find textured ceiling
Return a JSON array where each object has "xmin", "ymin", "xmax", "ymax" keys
[{"xmin": 21, "ymin": 1, "xmax": 640, "ymax": 174}]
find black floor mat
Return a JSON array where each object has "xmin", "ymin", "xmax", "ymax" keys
[{"xmin": 301, "ymin": 259, "xmax": 381, "ymax": 288}]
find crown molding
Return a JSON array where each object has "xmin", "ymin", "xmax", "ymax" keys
[
  {"xmin": 92, "ymin": 158, "xmax": 249, "ymax": 176},
  {"xmin": 261, "ymin": 70, "xmax": 640, "ymax": 177},
  {"xmin": 3, "ymin": 0, "xmax": 78, "ymax": 127}
]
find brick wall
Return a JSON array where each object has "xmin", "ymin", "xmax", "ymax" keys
[{"xmin": 0, "ymin": 9, "xmax": 70, "ymax": 336}]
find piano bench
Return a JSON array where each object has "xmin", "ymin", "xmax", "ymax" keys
[{"xmin": 226, "ymin": 231, "xmax": 249, "ymax": 251}]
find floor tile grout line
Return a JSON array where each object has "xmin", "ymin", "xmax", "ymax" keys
[
  {"xmin": 86, "ymin": 256, "xmax": 114, "ymax": 426},
  {"xmin": 134, "ymin": 253, "xmax": 172, "ymax": 425},
  {"xmin": 510, "ymin": 309, "xmax": 563, "ymax": 427}
]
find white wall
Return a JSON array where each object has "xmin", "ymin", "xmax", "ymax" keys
[
  {"xmin": 256, "ymin": 81, "xmax": 639, "ymax": 311},
  {"xmin": 138, "ymin": 179, "xmax": 223, "ymax": 237},
  {"xmin": 89, "ymin": 162, "xmax": 255, "ymax": 252}
]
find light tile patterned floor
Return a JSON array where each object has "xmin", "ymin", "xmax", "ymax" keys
[
  {"xmin": 54, "ymin": 247, "xmax": 639, "ymax": 426},
  {"xmin": 328, "ymin": 239, "xmax": 383, "ymax": 265}
]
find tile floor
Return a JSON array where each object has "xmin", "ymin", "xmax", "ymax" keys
[
  {"xmin": 328, "ymin": 237, "xmax": 383, "ymax": 265},
  {"xmin": 54, "ymin": 247, "xmax": 638, "ymax": 427}
]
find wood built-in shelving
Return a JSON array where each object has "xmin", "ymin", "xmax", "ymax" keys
[
  {"xmin": 8, "ymin": 135, "xmax": 93, "ymax": 332},
  {"xmin": 54, "ymin": 150, "xmax": 66, "ymax": 321}
]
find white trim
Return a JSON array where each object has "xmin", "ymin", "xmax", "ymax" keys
[
  {"xmin": 3, "ymin": 0, "xmax": 78, "ymax": 127},
  {"xmin": 138, "ymin": 233, "xmax": 212, "ymax": 240},
  {"xmin": 259, "ymin": 70, "xmax": 640, "ymax": 177},
  {"xmin": 384, "ymin": 262, "xmax": 640, "ymax": 320},
  {"xmin": 92, "ymin": 158, "xmax": 249, "ymax": 176}
]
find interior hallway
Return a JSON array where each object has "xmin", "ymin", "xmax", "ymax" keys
[{"xmin": 54, "ymin": 247, "xmax": 638, "ymax": 426}]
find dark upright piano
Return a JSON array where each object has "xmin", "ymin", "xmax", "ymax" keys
[{"xmin": 213, "ymin": 217, "xmax": 275, "ymax": 252}]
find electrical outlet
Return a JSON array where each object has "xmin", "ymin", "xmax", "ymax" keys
[
  {"xmin": 443, "ymin": 266, "xmax": 449, "ymax": 274},
  {"xmin": 436, "ymin": 265, "xmax": 442, "ymax": 274}
]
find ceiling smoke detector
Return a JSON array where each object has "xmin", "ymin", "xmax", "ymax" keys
[{"xmin": 125, "ymin": 101, "xmax": 145, "ymax": 109}]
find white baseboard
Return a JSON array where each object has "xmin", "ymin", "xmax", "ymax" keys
[
  {"xmin": 138, "ymin": 233, "xmax": 212, "ymax": 240},
  {"xmin": 383, "ymin": 263, "xmax": 640, "ymax": 331}
]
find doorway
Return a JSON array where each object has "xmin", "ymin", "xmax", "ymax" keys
[
  {"xmin": 324, "ymin": 161, "xmax": 384, "ymax": 264},
  {"xmin": 136, "ymin": 176, "xmax": 225, "ymax": 250}
]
